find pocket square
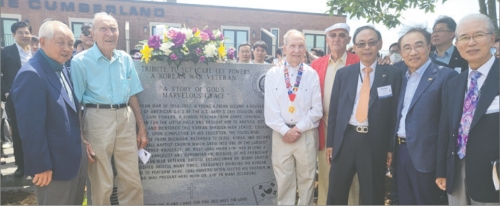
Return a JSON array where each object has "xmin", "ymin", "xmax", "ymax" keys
[{"xmin": 486, "ymin": 95, "xmax": 499, "ymax": 114}]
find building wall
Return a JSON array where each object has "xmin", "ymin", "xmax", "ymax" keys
[{"xmin": 0, "ymin": 0, "xmax": 345, "ymax": 53}]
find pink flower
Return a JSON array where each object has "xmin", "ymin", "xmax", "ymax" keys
[
  {"xmin": 195, "ymin": 48, "xmax": 202, "ymax": 55},
  {"xmin": 199, "ymin": 56, "xmax": 206, "ymax": 62},
  {"xmin": 170, "ymin": 53, "xmax": 178, "ymax": 60},
  {"xmin": 200, "ymin": 32, "xmax": 210, "ymax": 42},
  {"xmin": 147, "ymin": 35, "xmax": 161, "ymax": 49},
  {"xmin": 203, "ymin": 28, "xmax": 215, "ymax": 40},
  {"xmin": 227, "ymin": 48, "xmax": 235, "ymax": 60}
]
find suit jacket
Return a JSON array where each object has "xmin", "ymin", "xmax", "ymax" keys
[
  {"xmin": 431, "ymin": 46, "xmax": 468, "ymax": 73},
  {"xmin": 391, "ymin": 62, "xmax": 457, "ymax": 173},
  {"xmin": 310, "ymin": 52, "xmax": 359, "ymax": 150},
  {"xmin": 11, "ymin": 51, "xmax": 82, "ymax": 180},
  {"xmin": 437, "ymin": 58, "xmax": 499, "ymax": 202},
  {"xmin": 1, "ymin": 44, "xmax": 22, "ymax": 101},
  {"xmin": 327, "ymin": 63, "xmax": 402, "ymax": 159}
]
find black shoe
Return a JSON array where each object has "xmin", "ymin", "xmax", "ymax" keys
[
  {"xmin": 13, "ymin": 168, "xmax": 24, "ymax": 178},
  {"xmin": 1, "ymin": 154, "xmax": 8, "ymax": 158}
]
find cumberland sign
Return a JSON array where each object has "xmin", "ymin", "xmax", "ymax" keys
[{"xmin": 0, "ymin": 0, "xmax": 167, "ymax": 17}]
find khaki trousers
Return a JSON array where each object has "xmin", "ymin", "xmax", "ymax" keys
[
  {"xmin": 272, "ymin": 129, "xmax": 318, "ymax": 205},
  {"xmin": 317, "ymin": 121, "xmax": 359, "ymax": 205},
  {"xmin": 84, "ymin": 106, "xmax": 143, "ymax": 205}
]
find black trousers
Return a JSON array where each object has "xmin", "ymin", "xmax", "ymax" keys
[
  {"xmin": 327, "ymin": 127, "xmax": 386, "ymax": 205},
  {"xmin": 5, "ymin": 95, "xmax": 23, "ymax": 169}
]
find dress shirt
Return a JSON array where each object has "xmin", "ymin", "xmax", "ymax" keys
[
  {"xmin": 323, "ymin": 51, "xmax": 347, "ymax": 123},
  {"xmin": 466, "ymin": 55, "xmax": 495, "ymax": 93},
  {"xmin": 264, "ymin": 62, "xmax": 323, "ymax": 135},
  {"xmin": 38, "ymin": 49, "xmax": 73, "ymax": 103},
  {"xmin": 348, "ymin": 61, "xmax": 377, "ymax": 126},
  {"xmin": 16, "ymin": 43, "xmax": 32, "ymax": 66},
  {"xmin": 431, "ymin": 45, "xmax": 454, "ymax": 65},
  {"xmin": 396, "ymin": 60, "xmax": 431, "ymax": 138},
  {"xmin": 71, "ymin": 43, "xmax": 143, "ymax": 104}
]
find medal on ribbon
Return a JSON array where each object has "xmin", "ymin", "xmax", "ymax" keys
[{"xmin": 284, "ymin": 62, "xmax": 303, "ymax": 114}]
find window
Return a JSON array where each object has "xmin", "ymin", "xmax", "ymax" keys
[
  {"xmin": 221, "ymin": 26, "xmax": 249, "ymax": 56},
  {"xmin": 0, "ymin": 14, "xmax": 21, "ymax": 47},
  {"xmin": 304, "ymin": 30, "xmax": 326, "ymax": 54},
  {"xmin": 149, "ymin": 22, "xmax": 181, "ymax": 36},
  {"xmin": 270, "ymin": 28, "xmax": 279, "ymax": 47},
  {"xmin": 68, "ymin": 18, "xmax": 92, "ymax": 40}
]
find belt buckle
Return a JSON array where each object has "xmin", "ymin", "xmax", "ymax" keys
[
  {"xmin": 356, "ymin": 126, "xmax": 368, "ymax": 133},
  {"xmin": 398, "ymin": 137, "xmax": 401, "ymax": 145}
]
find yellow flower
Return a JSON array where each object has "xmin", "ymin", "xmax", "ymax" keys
[
  {"xmin": 163, "ymin": 33, "xmax": 169, "ymax": 42},
  {"xmin": 194, "ymin": 29, "xmax": 200, "ymax": 37},
  {"xmin": 218, "ymin": 43, "xmax": 226, "ymax": 59},
  {"xmin": 140, "ymin": 45, "xmax": 153, "ymax": 64}
]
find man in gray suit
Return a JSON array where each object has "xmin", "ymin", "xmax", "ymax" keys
[{"xmin": 389, "ymin": 27, "xmax": 457, "ymax": 204}]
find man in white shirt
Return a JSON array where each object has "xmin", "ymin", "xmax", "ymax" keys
[{"xmin": 264, "ymin": 29, "xmax": 322, "ymax": 205}]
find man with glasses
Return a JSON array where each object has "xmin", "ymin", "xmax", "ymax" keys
[
  {"xmin": 1, "ymin": 21, "xmax": 32, "ymax": 178},
  {"xmin": 310, "ymin": 22, "xmax": 360, "ymax": 205},
  {"xmin": 436, "ymin": 13, "xmax": 499, "ymax": 205},
  {"xmin": 431, "ymin": 16, "xmax": 468, "ymax": 73},
  {"xmin": 237, "ymin": 43, "xmax": 252, "ymax": 63},
  {"xmin": 389, "ymin": 27, "xmax": 457, "ymax": 205},
  {"xmin": 325, "ymin": 25, "xmax": 401, "ymax": 205}
]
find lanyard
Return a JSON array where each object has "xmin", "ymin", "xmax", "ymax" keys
[{"xmin": 284, "ymin": 62, "xmax": 304, "ymax": 102}]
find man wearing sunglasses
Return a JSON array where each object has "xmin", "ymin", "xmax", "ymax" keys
[
  {"xmin": 80, "ymin": 23, "xmax": 94, "ymax": 50},
  {"xmin": 310, "ymin": 22, "xmax": 360, "ymax": 205}
]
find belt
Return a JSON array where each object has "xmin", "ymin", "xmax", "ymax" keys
[
  {"xmin": 285, "ymin": 124, "xmax": 296, "ymax": 128},
  {"xmin": 85, "ymin": 103, "xmax": 128, "ymax": 109},
  {"xmin": 347, "ymin": 125, "xmax": 369, "ymax": 133},
  {"xmin": 398, "ymin": 137, "xmax": 407, "ymax": 144}
]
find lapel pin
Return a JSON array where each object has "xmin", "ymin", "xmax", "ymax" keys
[
  {"xmin": 382, "ymin": 74, "xmax": 386, "ymax": 77},
  {"xmin": 428, "ymin": 78, "xmax": 433, "ymax": 81}
]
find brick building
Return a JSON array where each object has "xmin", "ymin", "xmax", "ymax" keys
[{"xmin": 0, "ymin": 0, "xmax": 345, "ymax": 55}]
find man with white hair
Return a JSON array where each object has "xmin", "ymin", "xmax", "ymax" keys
[
  {"xmin": 11, "ymin": 20, "xmax": 87, "ymax": 205},
  {"xmin": 265, "ymin": 29, "xmax": 322, "ymax": 205},
  {"xmin": 71, "ymin": 12, "xmax": 148, "ymax": 205},
  {"xmin": 436, "ymin": 13, "xmax": 499, "ymax": 205},
  {"xmin": 310, "ymin": 22, "xmax": 360, "ymax": 205}
]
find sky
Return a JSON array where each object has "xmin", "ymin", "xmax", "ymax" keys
[{"xmin": 176, "ymin": 0, "xmax": 489, "ymax": 53}]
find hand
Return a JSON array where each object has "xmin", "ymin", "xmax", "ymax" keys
[
  {"xmin": 386, "ymin": 152, "xmax": 393, "ymax": 168},
  {"xmin": 83, "ymin": 138, "xmax": 96, "ymax": 163},
  {"xmin": 378, "ymin": 56, "xmax": 392, "ymax": 65},
  {"xmin": 32, "ymin": 170, "xmax": 52, "ymax": 187},
  {"xmin": 5, "ymin": 92, "xmax": 9, "ymax": 99},
  {"xmin": 282, "ymin": 127, "xmax": 301, "ymax": 143},
  {"xmin": 137, "ymin": 128, "xmax": 149, "ymax": 149},
  {"xmin": 325, "ymin": 147, "xmax": 333, "ymax": 165},
  {"xmin": 436, "ymin": 178, "xmax": 446, "ymax": 191}
]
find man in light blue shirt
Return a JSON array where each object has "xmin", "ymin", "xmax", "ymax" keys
[
  {"xmin": 71, "ymin": 12, "xmax": 148, "ymax": 205},
  {"xmin": 390, "ymin": 27, "xmax": 457, "ymax": 204}
]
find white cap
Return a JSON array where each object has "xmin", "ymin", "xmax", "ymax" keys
[{"xmin": 325, "ymin": 23, "xmax": 350, "ymax": 33}]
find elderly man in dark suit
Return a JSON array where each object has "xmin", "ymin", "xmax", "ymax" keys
[
  {"xmin": 390, "ymin": 27, "xmax": 457, "ymax": 205},
  {"xmin": 11, "ymin": 20, "xmax": 87, "ymax": 205},
  {"xmin": 1, "ymin": 21, "xmax": 32, "ymax": 178},
  {"xmin": 325, "ymin": 26, "xmax": 402, "ymax": 205},
  {"xmin": 436, "ymin": 13, "xmax": 499, "ymax": 205}
]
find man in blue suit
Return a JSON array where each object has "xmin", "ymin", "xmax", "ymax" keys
[
  {"xmin": 11, "ymin": 20, "xmax": 87, "ymax": 205},
  {"xmin": 389, "ymin": 27, "xmax": 457, "ymax": 205}
]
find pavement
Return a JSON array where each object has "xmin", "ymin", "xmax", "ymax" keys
[{"xmin": 1, "ymin": 142, "xmax": 34, "ymax": 191}]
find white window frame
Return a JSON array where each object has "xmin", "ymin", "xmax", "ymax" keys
[
  {"xmin": 1, "ymin": 14, "xmax": 22, "ymax": 47},
  {"xmin": 270, "ymin": 28, "xmax": 279, "ymax": 47},
  {"xmin": 303, "ymin": 30, "xmax": 327, "ymax": 54},
  {"xmin": 221, "ymin": 25, "xmax": 250, "ymax": 43},
  {"xmin": 149, "ymin": 22, "xmax": 181, "ymax": 36}
]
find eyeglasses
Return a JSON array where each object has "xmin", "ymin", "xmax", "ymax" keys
[
  {"xmin": 402, "ymin": 42, "xmax": 427, "ymax": 54},
  {"xmin": 82, "ymin": 29, "xmax": 91, "ymax": 37},
  {"xmin": 432, "ymin": 29, "xmax": 452, "ymax": 34},
  {"xmin": 456, "ymin": 33, "xmax": 492, "ymax": 43},
  {"xmin": 355, "ymin": 40, "xmax": 379, "ymax": 48},
  {"xmin": 327, "ymin": 32, "xmax": 347, "ymax": 39}
]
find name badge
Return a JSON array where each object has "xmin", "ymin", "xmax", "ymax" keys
[{"xmin": 377, "ymin": 85, "xmax": 392, "ymax": 98}]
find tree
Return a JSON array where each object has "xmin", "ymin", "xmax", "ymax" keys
[{"xmin": 327, "ymin": 0, "xmax": 499, "ymax": 32}]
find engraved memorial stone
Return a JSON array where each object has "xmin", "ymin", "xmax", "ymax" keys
[{"xmin": 136, "ymin": 61, "xmax": 276, "ymax": 205}]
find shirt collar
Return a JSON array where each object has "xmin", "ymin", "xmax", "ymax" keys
[
  {"xmin": 433, "ymin": 45, "xmax": 454, "ymax": 57},
  {"xmin": 468, "ymin": 55, "xmax": 495, "ymax": 78},
  {"xmin": 329, "ymin": 51, "xmax": 347, "ymax": 64},
  {"xmin": 39, "ymin": 49, "xmax": 63, "ymax": 72},
  {"xmin": 15, "ymin": 42, "xmax": 31, "ymax": 55},
  {"xmin": 89, "ymin": 43, "xmax": 119, "ymax": 61},
  {"xmin": 360, "ymin": 61, "xmax": 377, "ymax": 73},
  {"xmin": 405, "ymin": 59, "xmax": 431, "ymax": 79}
]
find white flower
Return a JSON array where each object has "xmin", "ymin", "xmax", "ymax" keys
[
  {"xmin": 160, "ymin": 42, "xmax": 174, "ymax": 55},
  {"xmin": 181, "ymin": 28, "xmax": 193, "ymax": 41},
  {"xmin": 204, "ymin": 43, "xmax": 217, "ymax": 58},
  {"xmin": 213, "ymin": 29, "xmax": 221, "ymax": 39}
]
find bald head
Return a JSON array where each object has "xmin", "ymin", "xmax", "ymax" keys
[{"xmin": 38, "ymin": 20, "xmax": 74, "ymax": 64}]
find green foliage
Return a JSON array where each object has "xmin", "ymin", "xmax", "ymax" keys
[{"xmin": 326, "ymin": 0, "xmax": 447, "ymax": 28}]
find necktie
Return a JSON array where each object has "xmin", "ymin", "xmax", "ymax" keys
[
  {"xmin": 457, "ymin": 70, "xmax": 481, "ymax": 159},
  {"xmin": 355, "ymin": 67, "xmax": 372, "ymax": 123},
  {"xmin": 59, "ymin": 71, "xmax": 74, "ymax": 103}
]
